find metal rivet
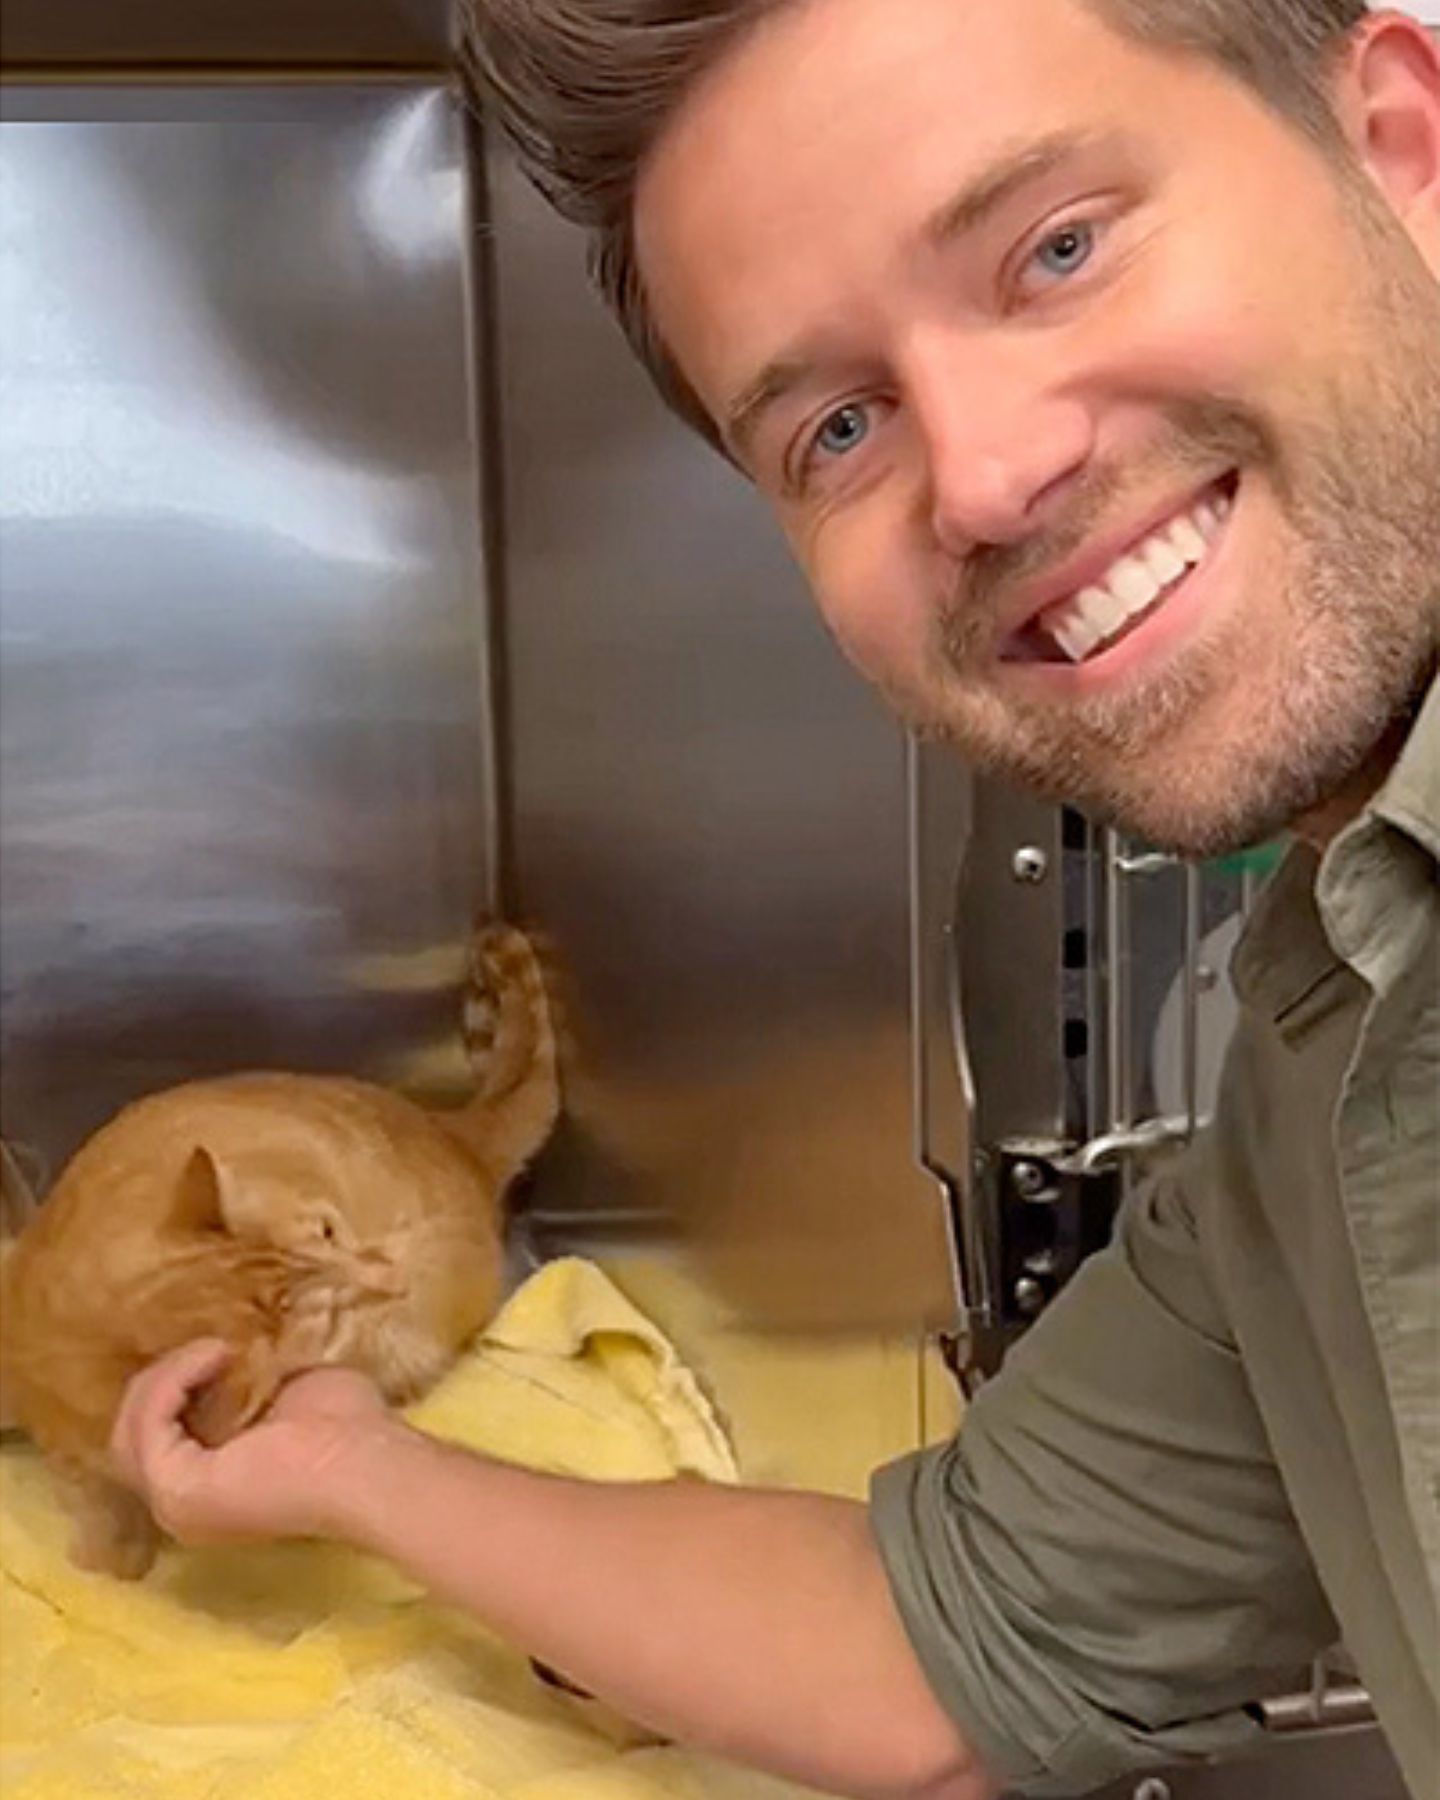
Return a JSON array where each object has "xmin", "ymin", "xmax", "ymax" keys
[
  {"xmin": 1013, "ymin": 1276, "xmax": 1047, "ymax": 1317},
  {"xmin": 1012, "ymin": 845, "xmax": 1050, "ymax": 884},
  {"xmin": 1009, "ymin": 1160, "xmax": 1049, "ymax": 1199},
  {"xmin": 1134, "ymin": 1781, "xmax": 1173, "ymax": 1800}
]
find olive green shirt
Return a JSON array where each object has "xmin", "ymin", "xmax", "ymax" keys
[{"xmin": 872, "ymin": 675, "xmax": 1440, "ymax": 1799}]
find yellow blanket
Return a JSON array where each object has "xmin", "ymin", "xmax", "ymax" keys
[{"xmin": 0, "ymin": 1258, "xmax": 830, "ymax": 1800}]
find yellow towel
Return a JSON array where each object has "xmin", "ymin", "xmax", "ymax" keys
[{"xmin": 0, "ymin": 1258, "xmax": 830, "ymax": 1800}]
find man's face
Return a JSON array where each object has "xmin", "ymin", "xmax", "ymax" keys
[{"xmin": 635, "ymin": 0, "xmax": 1440, "ymax": 856}]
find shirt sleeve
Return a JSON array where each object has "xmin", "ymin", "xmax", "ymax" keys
[{"xmin": 869, "ymin": 1152, "xmax": 1338, "ymax": 1797}]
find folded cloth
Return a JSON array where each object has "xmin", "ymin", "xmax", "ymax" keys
[{"xmin": 0, "ymin": 1257, "xmax": 826, "ymax": 1800}]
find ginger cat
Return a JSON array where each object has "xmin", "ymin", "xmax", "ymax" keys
[{"xmin": 0, "ymin": 923, "xmax": 558, "ymax": 1579}]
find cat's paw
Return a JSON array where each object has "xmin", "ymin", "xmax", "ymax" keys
[
  {"xmin": 66, "ymin": 1482, "xmax": 161, "ymax": 1580},
  {"xmin": 72, "ymin": 1521, "xmax": 160, "ymax": 1581}
]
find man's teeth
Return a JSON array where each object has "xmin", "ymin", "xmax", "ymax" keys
[{"xmin": 1045, "ymin": 490, "xmax": 1232, "ymax": 664}]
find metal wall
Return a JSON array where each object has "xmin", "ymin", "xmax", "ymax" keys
[
  {"xmin": 0, "ymin": 80, "xmax": 499, "ymax": 1188},
  {"xmin": 0, "ymin": 57, "xmax": 958, "ymax": 1333},
  {"xmin": 487, "ymin": 151, "xmax": 958, "ymax": 1328}
]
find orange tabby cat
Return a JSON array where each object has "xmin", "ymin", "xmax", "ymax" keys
[{"xmin": 0, "ymin": 923, "xmax": 558, "ymax": 1579}]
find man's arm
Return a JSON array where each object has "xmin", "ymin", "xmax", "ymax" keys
[{"xmin": 111, "ymin": 1341, "xmax": 996, "ymax": 1800}]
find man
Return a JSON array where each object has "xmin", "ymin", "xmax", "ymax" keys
[{"xmin": 112, "ymin": 4, "xmax": 1439, "ymax": 1797}]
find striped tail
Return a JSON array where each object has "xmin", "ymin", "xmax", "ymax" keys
[{"xmin": 443, "ymin": 921, "xmax": 561, "ymax": 1181}]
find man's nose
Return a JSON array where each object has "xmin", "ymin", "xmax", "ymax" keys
[{"xmin": 908, "ymin": 339, "xmax": 1095, "ymax": 552}]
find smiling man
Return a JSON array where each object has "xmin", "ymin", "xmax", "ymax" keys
[{"xmin": 111, "ymin": 5, "xmax": 1440, "ymax": 1799}]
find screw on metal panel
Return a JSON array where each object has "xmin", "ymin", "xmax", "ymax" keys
[
  {"xmin": 1013, "ymin": 1276, "xmax": 1047, "ymax": 1317},
  {"xmin": 1009, "ymin": 1160, "xmax": 1049, "ymax": 1199},
  {"xmin": 1133, "ymin": 1781, "xmax": 1173, "ymax": 1800},
  {"xmin": 1011, "ymin": 845, "xmax": 1050, "ymax": 883}
]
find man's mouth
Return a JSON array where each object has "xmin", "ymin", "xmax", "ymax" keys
[{"xmin": 1005, "ymin": 476, "xmax": 1237, "ymax": 666}]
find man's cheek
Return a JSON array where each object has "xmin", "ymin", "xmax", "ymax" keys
[
  {"xmin": 1084, "ymin": 231, "xmax": 1281, "ymax": 403},
  {"xmin": 813, "ymin": 577, "xmax": 932, "ymax": 689}
]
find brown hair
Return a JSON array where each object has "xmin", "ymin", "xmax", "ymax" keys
[{"xmin": 459, "ymin": 0, "xmax": 1371, "ymax": 449}]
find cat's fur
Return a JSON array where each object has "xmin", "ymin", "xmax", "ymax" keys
[{"xmin": 0, "ymin": 923, "xmax": 558, "ymax": 1579}]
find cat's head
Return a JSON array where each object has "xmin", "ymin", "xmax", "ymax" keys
[
  {"xmin": 166, "ymin": 1140, "xmax": 504, "ymax": 1393},
  {"xmin": 169, "ymin": 1143, "xmax": 408, "ymax": 1296}
]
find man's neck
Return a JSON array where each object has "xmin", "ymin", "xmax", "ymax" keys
[{"xmin": 1293, "ymin": 725, "xmax": 1409, "ymax": 853}]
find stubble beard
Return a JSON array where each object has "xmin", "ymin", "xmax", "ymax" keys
[{"xmin": 925, "ymin": 221, "xmax": 1440, "ymax": 859}]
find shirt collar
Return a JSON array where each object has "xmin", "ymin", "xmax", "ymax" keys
[
  {"xmin": 1230, "ymin": 666, "xmax": 1440, "ymax": 1023},
  {"xmin": 1230, "ymin": 838, "xmax": 1341, "ymax": 1034},
  {"xmin": 1368, "ymin": 664, "xmax": 1440, "ymax": 866}
]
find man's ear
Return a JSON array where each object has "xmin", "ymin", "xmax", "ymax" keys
[{"xmin": 1333, "ymin": 12, "xmax": 1440, "ymax": 255}]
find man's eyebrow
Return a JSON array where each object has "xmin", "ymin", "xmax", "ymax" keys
[
  {"xmin": 723, "ymin": 355, "xmax": 821, "ymax": 468},
  {"xmin": 922, "ymin": 129, "xmax": 1105, "ymax": 249}
]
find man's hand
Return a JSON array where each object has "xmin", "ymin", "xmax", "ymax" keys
[
  {"xmin": 109, "ymin": 1340, "xmax": 990, "ymax": 1800},
  {"xmin": 110, "ymin": 1340, "xmax": 402, "ymax": 1547}
]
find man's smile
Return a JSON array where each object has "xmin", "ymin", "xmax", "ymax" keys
[{"xmin": 1000, "ymin": 473, "xmax": 1238, "ymax": 673}]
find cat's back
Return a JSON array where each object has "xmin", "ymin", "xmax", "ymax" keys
[
  {"xmin": 12, "ymin": 1076, "xmax": 285, "ymax": 1249},
  {"xmin": 153, "ymin": 1070, "xmax": 488, "ymax": 1189},
  {"xmin": 16, "ymin": 1070, "xmax": 481, "ymax": 1261}
]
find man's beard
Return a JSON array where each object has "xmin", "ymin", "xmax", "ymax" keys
[{"xmin": 921, "ymin": 211, "xmax": 1440, "ymax": 859}]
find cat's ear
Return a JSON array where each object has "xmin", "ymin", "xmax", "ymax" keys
[{"xmin": 168, "ymin": 1146, "xmax": 240, "ymax": 1235}]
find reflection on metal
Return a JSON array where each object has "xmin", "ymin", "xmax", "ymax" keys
[
  {"xmin": 908, "ymin": 736, "xmax": 985, "ymax": 1352},
  {"xmin": 0, "ymin": 70, "xmax": 962, "ymax": 1347},
  {"xmin": 476, "ymin": 147, "xmax": 961, "ymax": 1332},
  {"xmin": 0, "ymin": 83, "xmax": 496, "ymax": 1180},
  {"xmin": 954, "ymin": 785, "xmax": 1068, "ymax": 1146},
  {"xmin": 1104, "ymin": 828, "xmax": 1137, "ymax": 1142},
  {"xmin": 1056, "ymin": 1115, "xmax": 1197, "ymax": 1177},
  {"xmin": 1261, "ymin": 1682, "xmax": 1376, "ymax": 1735}
]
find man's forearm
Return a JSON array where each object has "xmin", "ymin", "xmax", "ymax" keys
[{"xmin": 334, "ymin": 1424, "xmax": 993, "ymax": 1800}]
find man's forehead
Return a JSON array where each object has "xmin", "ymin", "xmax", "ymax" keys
[{"xmin": 634, "ymin": 0, "xmax": 1176, "ymax": 421}]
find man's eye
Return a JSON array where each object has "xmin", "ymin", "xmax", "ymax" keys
[
  {"xmin": 813, "ymin": 403, "xmax": 871, "ymax": 460},
  {"xmin": 1031, "ymin": 220, "xmax": 1097, "ymax": 280}
]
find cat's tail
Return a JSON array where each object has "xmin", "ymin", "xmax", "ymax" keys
[{"xmin": 443, "ymin": 921, "xmax": 561, "ymax": 1181}]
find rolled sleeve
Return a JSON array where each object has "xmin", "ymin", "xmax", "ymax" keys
[{"xmin": 870, "ymin": 1164, "xmax": 1337, "ymax": 1797}]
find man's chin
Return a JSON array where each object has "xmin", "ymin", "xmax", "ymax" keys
[
  {"xmin": 1024, "ymin": 736, "xmax": 1395, "ymax": 861},
  {"xmin": 1074, "ymin": 793, "xmax": 1294, "ymax": 862},
  {"xmin": 945, "ymin": 729, "xmax": 1305, "ymax": 859}
]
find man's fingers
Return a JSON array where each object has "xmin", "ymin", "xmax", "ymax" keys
[{"xmin": 111, "ymin": 1339, "xmax": 234, "ymax": 1483}]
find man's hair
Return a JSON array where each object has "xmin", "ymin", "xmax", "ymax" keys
[{"xmin": 460, "ymin": 0, "xmax": 1371, "ymax": 450}]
